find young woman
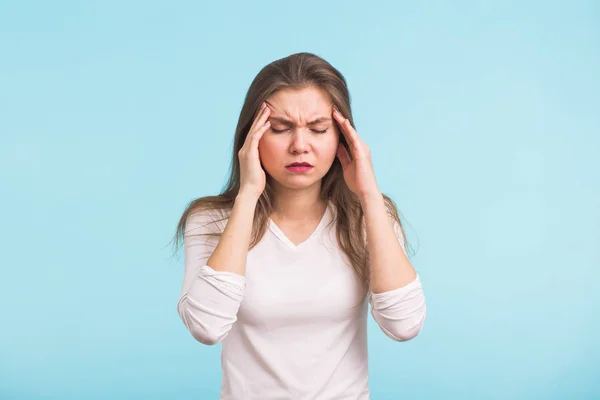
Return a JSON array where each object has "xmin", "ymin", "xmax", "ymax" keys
[{"xmin": 173, "ymin": 52, "xmax": 426, "ymax": 399}]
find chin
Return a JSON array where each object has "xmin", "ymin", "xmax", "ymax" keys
[
  {"xmin": 271, "ymin": 174, "xmax": 319, "ymax": 189},
  {"xmin": 283, "ymin": 179, "xmax": 316, "ymax": 188}
]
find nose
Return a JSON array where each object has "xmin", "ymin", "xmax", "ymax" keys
[{"xmin": 289, "ymin": 128, "xmax": 310, "ymax": 154}]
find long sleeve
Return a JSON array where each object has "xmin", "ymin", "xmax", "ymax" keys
[
  {"xmin": 367, "ymin": 219, "xmax": 427, "ymax": 342},
  {"xmin": 177, "ymin": 209, "xmax": 246, "ymax": 345},
  {"xmin": 368, "ymin": 275, "xmax": 426, "ymax": 341}
]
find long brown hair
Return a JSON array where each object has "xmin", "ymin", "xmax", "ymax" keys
[{"xmin": 170, "ymin": 52, "xmax": 411, "ymax": 289}]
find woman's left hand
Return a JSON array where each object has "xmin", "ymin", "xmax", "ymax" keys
[{"xmin": 333, "ymin": 105, "xmax": 380, "ymax": 199}]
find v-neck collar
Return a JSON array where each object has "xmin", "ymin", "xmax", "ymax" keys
[{"xmin": 268, "ymin": 201, "xmax": 333, "ymax": 251}]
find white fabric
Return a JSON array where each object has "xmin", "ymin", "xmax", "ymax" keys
[{"xmin": 178, "ymin": 201, "xmax": 426, "ymax": 400}]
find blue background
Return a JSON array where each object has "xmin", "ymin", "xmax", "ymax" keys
[{"xmin": 1, "ymin": 1, "xmax": 598, "ymax": 399}]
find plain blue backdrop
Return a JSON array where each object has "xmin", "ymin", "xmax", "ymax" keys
[{"xmin": 1, "ymin": 1, "xmax": 598, "ymax": 399}]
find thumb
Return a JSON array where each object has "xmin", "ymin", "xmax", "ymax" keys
[{"xmin": 336, "ymin": 143, "xmax": 351, "ymax": 169}]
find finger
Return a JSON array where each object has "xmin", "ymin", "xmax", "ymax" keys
[
  {"xmin": 249, "ymin": 104, "xmax": 269, "ymax": 134},
  {"xmin": 255, "ymin": 106, "xmax": 271, "ymax": 135},
  {"xmin": 248, "ymin": 103, "xmax": 270, "ymax": 136},
  {"xmin": 332, "ymin": 106, "xmax": 358, "ymax": 150},
  {"xmin": 251, "ymin": 121, "xmax": 271, "ymax": 146},
  {"xmin": 336, "ymin": 142, "xmax": 351, "ymax": 168},
  {"xmin": 244, "ymin": 106, "xmax": 270, "ymax": 150},
  {"xmin": 246, "ymin": 121, "xmax": 270, "ymax": 155}
]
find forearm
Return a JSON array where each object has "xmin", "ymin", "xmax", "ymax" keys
[
  {"xmin": 361, "ymin": 192, "xmax": 417, "ymax": 293},
  {"xmin": 369, "ymin": 277, "xmax": 426, "ymax": 341},
  {"xmin": 178, "ymin": 265, "xmax": 245, "ymax": 345},
  {"xmin": 206, "ymin": 191, "xmax": 259, "ymax": 276}
]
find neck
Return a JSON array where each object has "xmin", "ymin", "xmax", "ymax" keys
[{"xmin": 271, "ymin": 182, "xmax": 327, "ymax": 222}]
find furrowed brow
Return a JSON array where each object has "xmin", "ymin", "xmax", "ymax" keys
[{"xmin": 269, "ymin": 116, "xmax": 332, "ymax": 126}]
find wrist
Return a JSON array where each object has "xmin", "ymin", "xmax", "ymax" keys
[{"xmin": 359, "ymin": 189, "xmax": 383, "ymax": 204}]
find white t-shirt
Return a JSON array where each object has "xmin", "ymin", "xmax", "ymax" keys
[{"xmin": 178, "ymin": 200, "xmax": 426, "ymax": 400}]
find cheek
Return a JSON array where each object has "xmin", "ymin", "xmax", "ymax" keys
[
  {"xmin": 323, "ymin": 136, "xmax": 341, "ymax": 158},
  {"xmin": 258, "ymin": 139, "xmax": 281, "ymax": 168}
]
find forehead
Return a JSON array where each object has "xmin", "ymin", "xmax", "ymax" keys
[{"xmin": 266, "ymin": 86, "xmax": 332, "ymax": 115}]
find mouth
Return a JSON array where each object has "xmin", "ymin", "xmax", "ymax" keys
[{"xmin": 285, "ymin": 162, "xmax": 314, "ymax": 173}]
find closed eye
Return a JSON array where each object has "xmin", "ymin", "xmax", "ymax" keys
[{"xmin": 271, "ymin": 128, "xmax": 328, "ymax": 134}]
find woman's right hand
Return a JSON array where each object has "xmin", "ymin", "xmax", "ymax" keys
[{"xmin": 238, "ymin": 102, "xmax": 271, "ymax": 200}]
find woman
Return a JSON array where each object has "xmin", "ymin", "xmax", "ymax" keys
[{"xmin": 173, "ymin": 52, "xmax": 426, "ymax": 399}]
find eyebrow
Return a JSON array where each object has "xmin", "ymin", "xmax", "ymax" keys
[{"xmin": 269, "ymin": 116, "xmax": 332, "ymax": 126}]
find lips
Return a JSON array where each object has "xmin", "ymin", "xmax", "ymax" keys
[{"xmin": 287, "ymin": 162, "xmax": 313, "ymax": 167}]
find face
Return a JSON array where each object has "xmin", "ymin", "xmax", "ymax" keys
[{"xmin": 259, "ymin": 86, "xmax": 340, "ymax": 191}]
